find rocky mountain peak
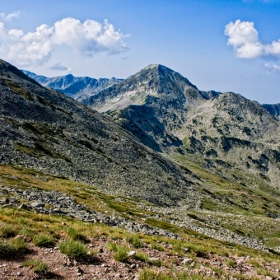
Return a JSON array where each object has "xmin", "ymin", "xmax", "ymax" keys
[
  {"xmin": 143, "ymin": 63, "xmax": 161, "ymax": 70},
  {"xmin": 86, "ymin": 63, "xmax": 200, "ymax": 113}
]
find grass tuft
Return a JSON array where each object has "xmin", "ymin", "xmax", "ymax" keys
[
  {"xmin": 23, "ymin": 259, "xmax": 48, "ymax": 274},
  {"xmin": 59, "ymin": 240, "xmax": 88, "ymax": 258},
  {"xmin": 33, "ymin": 234, "xmax": 55, "ymax": 248},
  {"xmin": 151, "ymin": 242, "xmax": 165, "ymax": 251},
  {"xmin": 135, "ymin": 251, "xmax": 149, "ymax": 262},
  {"xmin": 0, "ymin": 223, "xmax": 18, "ymax": 238},
  {"xmin": 113, "ymin": 245, "xmax": 129, "ymax": 262},
  {"xmin": 67, "ymin": 227, "xmax": 86, "ymax": 242},
  {"xmin": 0, "ymin": 240, "xmax": 17, "ymax": 257},
  {"xmin": 126, "ymin": 234, "xmax": 142, "ymax": 248}
]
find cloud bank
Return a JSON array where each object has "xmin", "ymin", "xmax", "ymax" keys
[
  {"xmin": 225, "ymin": 19, "xmax": 280, "ymax": 59},
  {"xmin": 0, "ymin": 17, "xmax": 129, "ymax": 67}
]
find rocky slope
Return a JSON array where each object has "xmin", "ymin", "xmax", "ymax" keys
[
  {"xmin": 0, "ymin": 59, "xmax": 202, "ymax": 207},
  {"xmin": 21, "ymin": 70, "xmax": 122, "ymax": 102},
  {"xmin": 262, "ymin": 103, "xmax": 280, "ymax": 120},
  {"xmin": 2, "ymin": 60, "xmax": 280, "ymax": 247},
  {"xmin": 85, "ymin": 64, "xmax": 280, "ymax": 196},
  {"xmin": 86, "ymin": 64, "xmax": 220, "ymax": 152}
]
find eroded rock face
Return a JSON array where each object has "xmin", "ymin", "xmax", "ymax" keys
[{"xmin": 0, "ymin": 59, "xmax": 199, "ymax": 207}]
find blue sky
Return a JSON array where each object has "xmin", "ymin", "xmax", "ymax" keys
[{"xmin": 1, "ymin": 0, "xmax": 280, "ymax": 104}]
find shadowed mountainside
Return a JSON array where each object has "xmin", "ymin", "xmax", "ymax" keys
[{"xmin": 1, "ymin": 60, "xmax": 201, "ymax": 206}]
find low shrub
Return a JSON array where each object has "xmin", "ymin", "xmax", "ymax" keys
[
  {"xmin": 0, "ymin": 240, "xmax": 17, "ymax": 257},
  {"xmin": 113, "ymin": 245, "xmax": 129, "ymax": 262},
  {"xmin": 67, "ymin": 227, "xmax": 86, "ymax": 242},
  {"xmin": 23, "ymin": 259, "xmax": 48, "ymax": 274},
  {"xmin": 33, "ymin": 234, "xmax": 55, "ymax": 248},
  {"xmin": 59, "ymin": 240, "xmax": 87, "ymax": 258},
  {"xmin": 126, "ymin": 235, "xmax": 142, "ymax": 248}
]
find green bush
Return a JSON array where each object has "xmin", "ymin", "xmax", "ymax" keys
[
  {"xmin": 151, "ymin": 243, "xmax": 165, "ymax": 251},
  {"xmin": 59, "ymin": 240, "xmax": 87, "ymax": 258},
  {"xmin": 0, "ymin": 240, "xmax": 17, "ymax": 257},
  {"xmin": 0, "ymin": 223, "xmax": 18, "ymax": 238},
  {"xmin": 23, "ymin": 259, "xmax": 48, "ymax": 274},
  {"xmin": 135, "ymin": 251, "xmax": 149, "ymax": 262},
  {"xmin": 113, "ymin": 245, "xmax": 128, "ymax": 262},
  {"xmin": 33, "ymin": 234, "xmax": 55, "ymax": 248},
  {"xmin": 67, "ymin": 227, "xmax": 86, "ymax": 241},
  {"xmin": 126, "ymin": 235, "xmax": 142, "ymax": 248}
]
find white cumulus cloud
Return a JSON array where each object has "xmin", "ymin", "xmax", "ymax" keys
[
  {"xmin": 0, "ymin": 11, "xmax": 21, "ymax": 21},
  {"xmin": 0, "ymin": 17, "xmax": 129, "ymax": 67},
  {"xmin": 225, "ymin": 19, "xmax": 280, "ymax": 59}
]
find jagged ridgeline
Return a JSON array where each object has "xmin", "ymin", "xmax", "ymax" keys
[
  {"xmin": 85, "ymin": 64, "xmax": 280, "ymax": 196},
  {"xmin": 21, "ymin": 70, "xmax": 123, "ymax": 102},
  {"xmin": 0, "ymin": 59, "xmax": 199, "ymax": 206}
]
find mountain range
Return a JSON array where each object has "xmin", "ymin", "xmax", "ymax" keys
[
  {"xmin": 24, "ymin": 64, "xmax": 280, "ymax": 199},
  {"xmin": 21, "ymin": 70, "xmax": 123, "ymax": 102},
  {"xmin": 0, "ymin": 59, "xmax": 279, "ymax": 256}
]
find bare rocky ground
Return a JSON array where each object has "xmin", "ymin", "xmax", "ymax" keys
[{"xmin": 0, "ymin": 234, "xmax": 279, "ymax": 280}]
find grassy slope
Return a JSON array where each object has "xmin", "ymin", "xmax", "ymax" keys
[{"xmin": 0, "ymin": 164, "xmax": 279, "ymax": 279}]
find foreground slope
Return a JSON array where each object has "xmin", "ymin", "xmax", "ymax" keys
[
  {"xmin": 0, "ymin": 60, "xmax": 197, "ymax": 206},
  {"xmin": 0, "ymin": 165, "xmax": 279, "ymax": 279}
]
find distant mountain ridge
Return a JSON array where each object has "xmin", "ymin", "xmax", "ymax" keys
[
  {"xmin": 21, "ymin": 70, "xmax": 123, "ymax": 102},
  {"xmin": 84, "ymin": 64, "xmax": 280, "ymax": 196}
]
